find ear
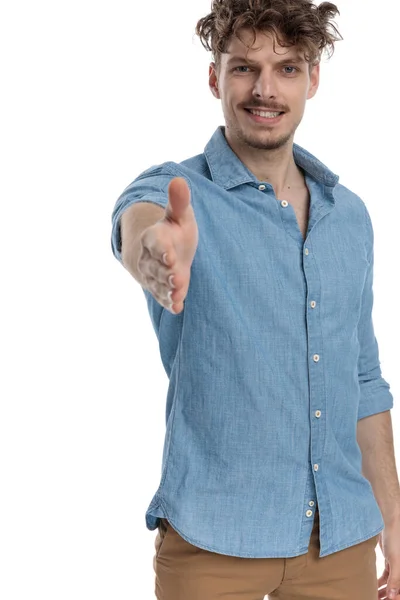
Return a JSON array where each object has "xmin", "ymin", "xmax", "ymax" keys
[
  {"xmin": 209, "ymin": 62, "xmax": 221, "ymax": 99},
  {"xmin": 307, "ymin": 63, "xmax": 320, "ymax": 100}
]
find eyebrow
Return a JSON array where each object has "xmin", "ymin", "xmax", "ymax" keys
[{"xmin": 226, "ymin": 55, "xmax": 306, "ymax": 66}]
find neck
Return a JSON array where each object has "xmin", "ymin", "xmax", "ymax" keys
[{"xmin": 223, "ymin": 127, "xmax": 304, "ymax": 197}]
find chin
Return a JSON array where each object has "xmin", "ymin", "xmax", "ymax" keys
[{"xmin": 240, "ymin": 128, "xmax": 292, "ymax": 151}]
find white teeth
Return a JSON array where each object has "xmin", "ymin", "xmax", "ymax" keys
[{"xmin": 250, "ymin": 110, "xmax": 281, "ymax": 118}]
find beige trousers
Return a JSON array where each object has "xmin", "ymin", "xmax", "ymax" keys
[{"xmin": 153, "ymin": 509, "xmax": 379, "ymax": 600}]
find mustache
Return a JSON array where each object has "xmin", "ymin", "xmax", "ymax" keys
[{"xmin": 245, "ymin": 103, "xmax": 288, "ymax": 112}]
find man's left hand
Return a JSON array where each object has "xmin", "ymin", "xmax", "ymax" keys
[{"xmin": 378, "ymin": 520, "xmax": 400, "ymax": 599}]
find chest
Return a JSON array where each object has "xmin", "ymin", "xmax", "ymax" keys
[
  {"xmin": 190, "ymin": 185, "xmax": 370, "ymax": 338},
  {"xmin": 278, "ymin": 187, "xmax": 311, "ymax": 241}
]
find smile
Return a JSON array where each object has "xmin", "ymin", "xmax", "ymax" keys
[{"xmin": 244, "ymin": 108, "xmax": 285, "ymax": 125}]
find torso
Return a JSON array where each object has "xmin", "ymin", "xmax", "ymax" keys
[{"xmin": 278, "ymin": 185, "xmax": 310, "ymax": 241}]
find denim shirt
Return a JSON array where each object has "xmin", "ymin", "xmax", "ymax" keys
[{"xmin": 111, "ymin": 125, "xmax": 393, "ymax": 558}]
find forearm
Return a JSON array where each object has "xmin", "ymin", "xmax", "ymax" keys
[{"xmin": 357, "ymin": 410, "xmax": 400, "ymax": 525}]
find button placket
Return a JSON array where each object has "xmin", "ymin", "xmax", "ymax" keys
[
  {"xmin": 302, "ymin": 240, "xmax": 326, "ymax": 511},
  {"xmin": 307, "ymin": 283, "xmax": 322, "ymax": 423},
  {"xmin": 301, "ymin": 193, "xmax": 335, "ymax": 532}
]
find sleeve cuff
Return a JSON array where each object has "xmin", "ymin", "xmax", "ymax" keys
[
  {"xmin": 111, "ymin": 195, "xmax": 168, "ymax": 264},
  {"xmin": 357, "ymin": 380, "xmax": 394, "ymax": 420}
]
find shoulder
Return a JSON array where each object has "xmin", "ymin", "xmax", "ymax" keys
[
  {"xmin": 334, "ymin": 182, "xmax": 370, "ymax": 219},
  {"xmin": 333, "ymin": 182, "xmax": 373, "ymax": 256},
  {"xmin": 125, "ymin": 152, "xmax": 209, "ymax": 191}
]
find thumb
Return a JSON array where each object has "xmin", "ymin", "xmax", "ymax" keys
[{"xmin": 166, "ymin": 177, "xmax": 192, "ymax": 224}]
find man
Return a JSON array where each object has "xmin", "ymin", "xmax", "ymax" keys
[{"xmin": 111, "ymin": 1, "xmax": 400, "ymax": 598}]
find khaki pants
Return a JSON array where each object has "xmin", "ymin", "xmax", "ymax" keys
[{"xmin": 153, "ymin": 510, "xmax": 380, "ymax": 599}]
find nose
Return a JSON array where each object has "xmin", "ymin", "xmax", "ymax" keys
[{"xmin": 252, "ymin": 68, "xmax": 279, "ymax": 100}]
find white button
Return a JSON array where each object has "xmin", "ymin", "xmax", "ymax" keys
[
  {"xmin": 310, "ymin": 301, "xmax": 316, "ymax": 308},
  {"xmin": 259, "ymin": 184, "xmax": 266, "ymax": 191},
  {"xmin": 306, "ymin": 509, "xmax": 313, "ymax": 517},
  {"xmin": 309, "ymin": 500, "xmax": 315, "ymax": 506},
  {"xmin": 313, "ymin": 354, "xmax": 320, "ymax": 362},
  {"xmin": 305, "ymin": 248, "xmax": 309, "ymax": 255},
  {"xmin": 315, "ymin": 410, "xmax": 321, "ymax": 418},
  {"xmin": 314, "ymin": 464, "xmax": 319, "ymax": 471},
  {"xmin": 281, "ymin": 200, "xmax": 289, "ymax": 207}
]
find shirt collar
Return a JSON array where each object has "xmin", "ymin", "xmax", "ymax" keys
[{"xmin": 204, "ymin": 125, "xmax": 339, "ymax": 190}]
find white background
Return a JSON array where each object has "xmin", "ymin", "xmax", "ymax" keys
[{"xmin": 1, "ymin": 0, "xmax": 398, "ymax": 598}]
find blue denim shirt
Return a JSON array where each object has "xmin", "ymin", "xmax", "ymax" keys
[{"xmin": 111, "ymin": 125, "xmax": 393, "ymax": 558}]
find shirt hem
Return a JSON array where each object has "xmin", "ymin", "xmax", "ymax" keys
[
  {"xmin": 319, "ymin": 526, "xmax": 383, "ymax": 558},
  {"xmin": 147, "ymin": 501, "xmax": 383, "ymax": 559}
]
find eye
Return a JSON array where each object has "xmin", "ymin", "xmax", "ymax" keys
[
  {"xmin": 234, "ymin": 66, "xmax": 251, "ymax": 73},
  {"xmin": 283, "ymin": 66, "xmax": 298, "ymax": 74}
]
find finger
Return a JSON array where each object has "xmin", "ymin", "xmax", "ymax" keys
[
  {"xmin": 161, "ymin": 251, "xmax": 173, "ymax": 267},
  {"xmin": 138, "ymin": 248, "xmax": 175, "ymax": 288},
  {"xmin": 140, "ymin": 228, "xmax": 176, "ymax": 268},
  {"xmin": 144, "ymin": 275, "xmax": 169, "ymax": 297},
  {"xmin": 146, "ymin": 273, "xmax": 180, "ymax": 307},
  {"xmin": 145, "ymin": 277, "xmax": 175, "ymax": 312}
]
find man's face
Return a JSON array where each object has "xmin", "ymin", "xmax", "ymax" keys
[{"xmin": 209, "ymin": 29, "xmax": 320, "ymax": 151}]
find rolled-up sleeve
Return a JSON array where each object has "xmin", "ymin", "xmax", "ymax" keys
[
  {"xmin": 357, "ymin": 203, "xmax": 394, "ymax": 420},
  {"xmin": 111, "ymin": 163, "xmax": 177, "ymax": 263}
]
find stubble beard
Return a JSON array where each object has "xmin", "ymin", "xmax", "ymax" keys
[{"xmin": 226, "ymin": 111, "xmax": 296, "ymax": 151}]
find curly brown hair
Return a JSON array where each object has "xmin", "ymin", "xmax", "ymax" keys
[{"xmin": 195, "ymin": 0, "xmax": 343, "ymax": 72}]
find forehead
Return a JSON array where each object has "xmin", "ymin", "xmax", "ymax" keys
[{"xmin": 224, "ymin": 29, "xmax": 306, "ymax": 63}]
